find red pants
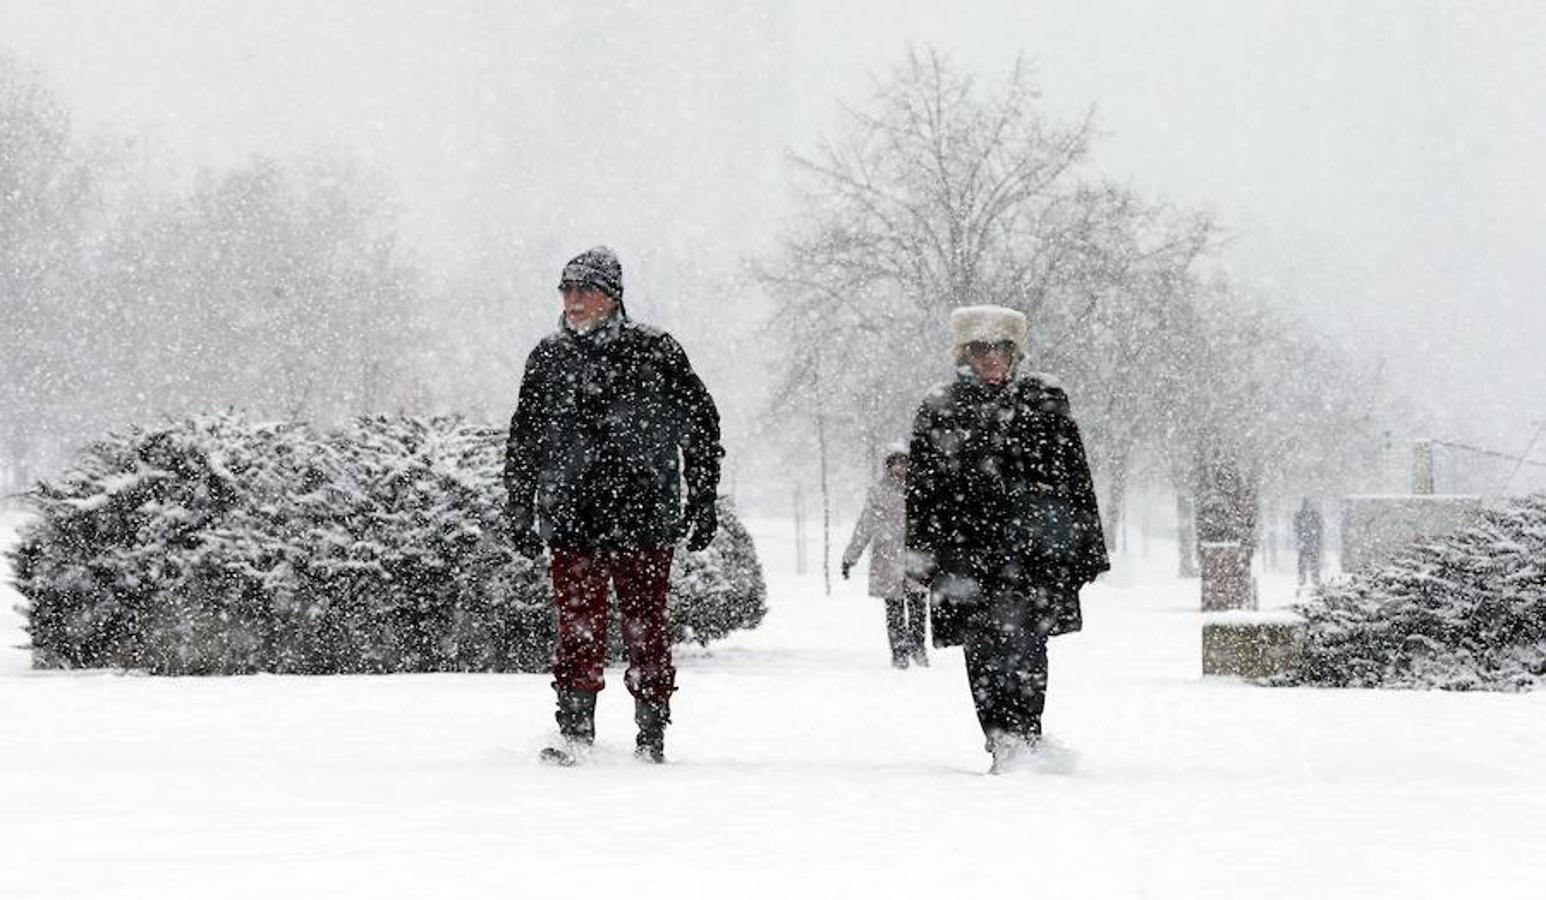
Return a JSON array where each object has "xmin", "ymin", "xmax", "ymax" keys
[{"xmin": 549, "ymin": 547, "xmax": 676, "ymax": 704}]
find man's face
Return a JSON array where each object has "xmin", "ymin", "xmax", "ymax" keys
[
  {"xmin": 561, "ymin": 283, "xmax": 618, "ymax": 332},
  {"xmin": 964, "ymin": 340, "xmax": 1016, "ymax": 385}
]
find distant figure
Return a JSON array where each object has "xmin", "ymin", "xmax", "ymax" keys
[
  {"xmin": 504, "ymin": 246, "xmax": 723, "ymax": 766},
  {"xmin": 842, "ymin": 446, "xmax": 928, "ymax": 669},
  {"xmin": 905, "ymin": 305, "xmax": 1109, "ymax": 774},
  {"xmin": 1293, "ymin": 498, "xmax": 1324, "ymax": 589}
]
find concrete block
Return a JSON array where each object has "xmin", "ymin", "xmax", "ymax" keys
[{"xmin": 1202, "ymin": 613, "xmax": 1302, "ymax": 678}]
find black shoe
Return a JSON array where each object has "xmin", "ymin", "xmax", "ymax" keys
[
  {"xmin": 986, "ymin": 734, "xmax": 1043, "ymax": 774},
  {"xmin": 539, "ymin": 739, "xmax": 589, "ymax": 767},
  {"xmin": 634, "ymin": 699, "xmax": 670, "ymax": 764}
]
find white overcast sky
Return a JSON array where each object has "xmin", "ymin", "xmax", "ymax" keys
[{"xmin": 3, "ymin": 0, "xmax": 1543, "ymax": 458}]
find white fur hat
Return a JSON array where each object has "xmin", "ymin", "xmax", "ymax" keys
[{"xmin": 950, "ymin": 305, "xmax": 1028, "ymax": 358}]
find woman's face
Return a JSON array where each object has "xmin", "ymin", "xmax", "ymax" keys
[{"xmin": 964, "ymin": 340, "xmax": 1016, "ymax": 384}]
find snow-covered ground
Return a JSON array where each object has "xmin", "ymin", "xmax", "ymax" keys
[{"xmin": 3, "ymin": 510, "xmax": 1545, "ymax": 899}]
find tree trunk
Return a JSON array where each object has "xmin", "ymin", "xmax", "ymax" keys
[
  {"xmin": 1176, "ymin": 489, "xmax": 1199, "ymax": 578},
  {"xmin": 817, "ymin": 412, "xmax": 832, "ymax": 597},
  {"xmin": 793, "ymin": 482, "xmax": 807, "ymax": 576},
  {"xmin": 5, "ymin": 421, "xmax": 32, "ymax": 498},
  {"xmin": 1104, "ymin": 451, "xmax": 1128, "ymax": 553}
]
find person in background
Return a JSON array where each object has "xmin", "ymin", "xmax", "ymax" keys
[
  {"xmin": 504, "ymin": 246, "xmax": 723, "ymax": 766},
  {"xmin": 905, "ymin": 304, "xmax": 1108, "ymax": 773},
  {"xmin": 1293, "ymin": 498, "xmax": 1324, "ymax": 590},
  {"xmin": 842, "ymin": 445, "xmax": 928, "ymax": 669}
]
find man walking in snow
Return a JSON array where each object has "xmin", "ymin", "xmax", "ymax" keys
[
  {"xmin": 905, "ymin": 305, "xmax": 1108, "ymax": 773},
  {"xmin": 842, "ymin": 446, "xmax": 929, "ymax": 668},
  {"xmin": 504, "ymin": 246, "xmax": 723, "ymax": 765}
]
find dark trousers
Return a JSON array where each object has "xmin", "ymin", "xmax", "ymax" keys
[
  {"xmin": 883, "ymin": 587, "xmax": 928, "ymax": 664},
  {"xmin": 1297, "ymin": 549, "xmax": 1322, "ymax": 586},
  {"xmin": 962, "ymin": 586, "xmax": 1050, "ymax": 746},
  {"xmin": 549, "ymin": 547, "xmax": 676, "ymax": 704}
]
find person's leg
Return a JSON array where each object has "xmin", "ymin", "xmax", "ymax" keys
[
  {"xmin": 549, "ymin": 548, "xmax": 611, "ymax": 696},
  {"xmin": 545, "ymin": 548, "xmax": 610, "ymax": 756},
  {"xmin": 963, "ymin": 586, "xmax": 1049, "ymax": 767},
  {"xmin": 1006, "ymin": 603, "xmax": 1049, "ymax": 740},
  {"xmin": 613, "ymin": 547, "xmax": 676, "ymax": 703},
  {"xmin": 883, "ymin": 595, "xmax": 909, "ymax": 667},
  {"xmin": 906, "ymin": 585, "xmax": 929, "ymax": 665},
  {"xmin": 962, "ymin": 602, "xmax": 1012, "ymax": 746},
  {"xmin": 612, "ymin": 547, "xmax": 676, "ymax": 761}
]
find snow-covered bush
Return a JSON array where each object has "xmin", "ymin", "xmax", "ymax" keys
[
  {"xmin": 9, "ymin": 414, "xmax": 765, "ymax": 675},
  {"xmin": 1274, "ymin": 493, "xmax": 1546, "ymax": 691},
  {"xmin": 669, "ymin": 507, "xmax": 766, "ymax": 646}
]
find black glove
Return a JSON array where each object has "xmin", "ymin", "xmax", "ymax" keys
[
  {"xmin": 509, "ymin": 526, "xmax": 544, "ymax": 560},
  {"xmin": 840, "ymin": 560, "xmax": 853, "ymax": 580},
  {"xmin": 506, "ymin": 506, "xmax": 544, "ymax": 560},
  {"xmin": 684, "ymin": 497, "xmax": 718, "ymax": 552}
]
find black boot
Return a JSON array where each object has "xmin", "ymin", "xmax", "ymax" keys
[
  {"xmin": 634, "ymin": 698, "xmax": 670, "ymax": 764},
  {"xmin": 986, "ymin": 717, "xmax": 1043, "ymax": 774},
  {"xmin": 540, "ymin": 688, "xmax": 596, "ymax": 767}
]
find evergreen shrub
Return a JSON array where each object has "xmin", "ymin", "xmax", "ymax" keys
[
  {"xmin": 1274, "ymin": 493, "xmax": 1546, "ymax": 690},
  {"xmin": 8, "ymin": 414, "xmax": 766, "ymax": 675}
]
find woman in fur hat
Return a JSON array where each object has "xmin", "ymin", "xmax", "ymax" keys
[{"xmin": 904, "ymin": 304, "xmax": 1109, "ymax": 773}]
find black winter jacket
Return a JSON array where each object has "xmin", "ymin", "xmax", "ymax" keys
[
  {"xmin": 504, "ymin": 315, "xmax": 723, "ymax": 549},
  {"xmin": 906, "ymin": 371, "xmax": 1108, "ymax": 645}
]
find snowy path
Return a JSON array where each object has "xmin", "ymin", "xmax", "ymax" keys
[{"xmin": 3, "ymin": 512, "xmax": 1546, "ymax": 899}]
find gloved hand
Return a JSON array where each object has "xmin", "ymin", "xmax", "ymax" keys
[
  {"xmin": 840, "ymin": 560, "xmax": 853, "ymax": 580},
  {"xmin": 684, "ymin": 496, "xmax": 718, "ymax": 552},
  {"xmin": 509, "ymin": 526, "xmax": 544, "ymax": 560},
  {"xmin": 506, "ymin": 506, "xmax": 544, "ymax": 560}
]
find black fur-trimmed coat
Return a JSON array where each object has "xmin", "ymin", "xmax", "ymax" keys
[{"xmin": 906, "ymin": 370, "xmax": 1108, "ymax": 646}]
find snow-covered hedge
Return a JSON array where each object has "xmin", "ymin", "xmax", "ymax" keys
[
  {"xmin": 8, "ymin": 415, "xmax": 766, "ymax": 675},
  {"xmin": 1274, "ymin": 493, "xmax": 1546, "ymax": 691}
]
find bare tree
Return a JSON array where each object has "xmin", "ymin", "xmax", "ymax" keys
[
  {"xmin": 759, "ymin": 47, "xmax": 1396, "ymax": 565},
  {"xmin": 759, "ymin": 49, "xmax": 1095, "ymax": 465},
  {"xmin": 0, "ymin": 54, "xmax": 99, "ymax": 490},
  {"xmin": 89, "ymin": 155, "xmax": 424, "ymax": 427},
  {"xmin": 759, "ymin": 48, "xmax": 1211, "ymax": 537}
]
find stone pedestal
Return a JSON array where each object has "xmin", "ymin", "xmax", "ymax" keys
[
  {"xmin": 1199, "ymin": 541, "xmax": 1253, "ymax": 611},
  {"xmin": 1202, "ymin": 615, "xmax": 1302, "ymax": 678}
]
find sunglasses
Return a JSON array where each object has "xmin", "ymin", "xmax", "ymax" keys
[{"xmin": 965, "ymin": 340, "xmax": 1017, "ymax": 358}]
